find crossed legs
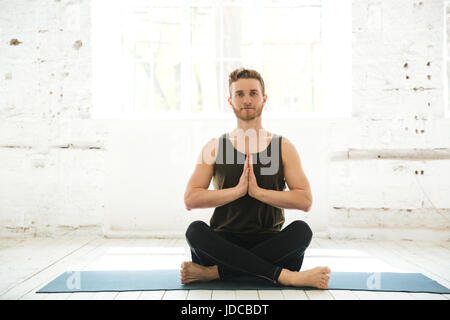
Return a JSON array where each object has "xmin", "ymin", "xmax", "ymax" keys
[{"xmin": 181, "ymin": 220, "xmax": 330, "ymax": 289}]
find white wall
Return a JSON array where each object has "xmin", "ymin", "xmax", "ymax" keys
[
  {"xmin": 0, "ymin": 0, "xmax": 449, "ymax": 240},
  {"xmin": 0, "ymin": 0, "xmax": 107, "ymax": 236},
  {"xmin": 338, "ymin": 0, "xmax": 450, "ymax": 239}
]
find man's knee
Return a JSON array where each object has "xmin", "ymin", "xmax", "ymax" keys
[
  {"xmin": 185, "ymin": 220, "xmax": 209, "ymax": 245},
  {"xmin": 289, "ymin": 220, "xmax": 313, "ymax": 245}
]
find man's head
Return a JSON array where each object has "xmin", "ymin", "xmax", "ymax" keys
[{"xmin": 228, "ymin": 68, "xmax": 267, "ymax": 121}]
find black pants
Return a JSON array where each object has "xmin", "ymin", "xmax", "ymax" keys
[{"xmin": 185, "ymin": 220, "xmax": 313, "ymax": 284}]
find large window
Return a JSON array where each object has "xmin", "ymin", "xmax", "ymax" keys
[{"xmin": 92, "ymin": 0, "xmax": 351, "ymax": 119}]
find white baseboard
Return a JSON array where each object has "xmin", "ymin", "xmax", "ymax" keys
[
  {"xmin": 102, "ymin": 228, "xmax": 184, "ymax": 239},
  {"xmin": 2, "ymin": 225, "xmax": 447, "ymax": 241},
  {"xmin": 323, "ymin": 227, "xmax": 450, "ymax": 241}
]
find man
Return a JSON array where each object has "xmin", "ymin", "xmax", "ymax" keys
[{"xmin": 181, "ymin": 68, "xmax": 330, "ymax": 288}]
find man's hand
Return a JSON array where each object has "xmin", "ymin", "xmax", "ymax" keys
[
  {"xmin": 235, "ymin": 153, "xmax": 250, "ymax": 197},
  {"xmin": 247, "ymin": 154, "xmax": 261, "ymax": 198}
]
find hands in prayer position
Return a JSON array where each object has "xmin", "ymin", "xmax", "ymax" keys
[{"xmin": 236, "ymin": 153, "xmax": 261, "ymax": 198}]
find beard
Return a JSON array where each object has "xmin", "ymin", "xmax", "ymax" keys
[{"xmin": 231, "ymin": 104, "xmax": 264, "ymax": 121}]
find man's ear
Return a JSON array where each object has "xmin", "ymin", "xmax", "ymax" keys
[{"xmin": 262, "ymin": 94, "xmax": 268, "ymax": 108}]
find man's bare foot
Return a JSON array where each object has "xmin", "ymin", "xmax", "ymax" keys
[
  {"xmin": 278, "ymin": 266, "xmax": 331, "ymax": 289},
  {"xmin": 180, "ymin": 262, "xmax": 220, "ymax": 284}
]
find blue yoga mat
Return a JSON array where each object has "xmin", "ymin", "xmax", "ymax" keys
[{"xmin": 37, "ymin": 270, "xmax": 450, "ymax": 294}]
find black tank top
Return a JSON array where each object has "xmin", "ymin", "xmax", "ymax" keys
[{"xmin": 209, "ymin": 132, "xmax": 286, "ymax": 234}]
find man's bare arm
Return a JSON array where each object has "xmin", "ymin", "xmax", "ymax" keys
[
  {"xmin": 185, "ymin": 188, "xmax": 242, "ymax": 211},
  {"xmin": 184, "ymin": 138, "xmax": 247, "ymax": 210},
  {"xmin": 251, "ymin": 138, "xmax": 312, "ymax": 212},
  {"xmin": 252, "ymin": 188, "xmax": 312, "ymax": 212}
]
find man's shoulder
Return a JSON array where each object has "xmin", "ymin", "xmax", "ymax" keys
[
  {"xmin": 202, "ymin": 136, "xmax": 221, "ymax": 160},
  {"xmin": 279, "ymin": 135, "xmax": 294, "ymax": 149},
  {"xmin": 279, "ymin": 136, "xmax": 300, "ymax": 163},
  {"xmin": 205, "ymin": 136, "xmax": 221, "ymax": 148}
]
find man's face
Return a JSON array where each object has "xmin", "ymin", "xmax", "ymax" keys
[{"xmin": 228, "ymin": 78, "xmax": 267, "ymax": 121}]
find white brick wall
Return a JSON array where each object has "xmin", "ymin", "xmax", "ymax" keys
[
  {"xmin": 0, "ymin": 0, "xmax": 107, "ymax": 236},
  {"xmin": 331, "ymin": 0, "xmax": 450, "ymax": 238},
  {"xmin": 0, "ymin": 0, "xmax": 449, "ymax": 239}
]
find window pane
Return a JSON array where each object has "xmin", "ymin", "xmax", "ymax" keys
[
  {"xmin": 263, "ymin": 43, "xmax": 290, "ymax": 61},
  {"xmin": 135, "ymin": 41, "xmax": 153, "ymax": 58},
  {"xmin": 191, "ymin": 5, "xmax": 261, "ymax": 61},
  {"xmin": 223, "ymin": 5, "xmax": 261, "ymax": 59},
  {"xmin": 263, "ymin": 59, "xmax": 313, "ymax": 113},
  {"xmin": 262, "ymin": 44, "xmax": 315, "ymax": 112},
  {"xmin": 125, "ymin": 7, "xmax": 182, "ymax": 60},
  {"xmin": 191, "ymin": 7, "xmax": 218, "ymax": 60},
  {"xmin": 291, "ymin": 45, "xmax": 313, "ymax": 112},
  {"xmin": 152, "ymin": 8, "xmax": 182, "ymax": 59},
  {"xmin": 153, "ymin": 61, "xmax": 181, "ymax": 112},
  {"xmin": 191, "ymin": 62, "xmax": 219, "ymax": 113},
  {"xmin": 263, "ymin": 7, "xmax": 320, "ymax": 44},
  {"xmin": 223, "ymin": 6, "xmax": 244, "ymax": 58},
  {"xmin": 263, "ymin": 63, "xmax": 291, "ymax": 112},
  {"xmin": 135, "ymin": 62, "xmax": 151, "ymax": 111}
]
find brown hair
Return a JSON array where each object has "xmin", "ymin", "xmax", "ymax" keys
[{"xmin": 228, "ymin": 68, "xmax": 265, "ymax": 97}]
